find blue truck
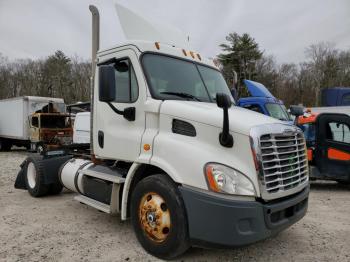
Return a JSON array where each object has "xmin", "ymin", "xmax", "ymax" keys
[
  {"xmin": 237, "ymin": 80, "xmax": 293, "ymax": 124},
  {"xmin": 321, "ymin": 87, "xmax": 350, "ymax": 106}
]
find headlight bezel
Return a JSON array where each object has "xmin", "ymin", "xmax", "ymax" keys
[{"xmin": 204, "ymin": 162, "xmax": 257, "ymax": 197}]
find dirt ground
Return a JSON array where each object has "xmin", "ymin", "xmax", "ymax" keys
[{"xmin": 0, "ymin": 150, "xmax": 349, "ymax": 262}]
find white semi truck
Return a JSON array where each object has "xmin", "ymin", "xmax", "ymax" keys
[{"xmin": 15, "ymin": 5, "xmax": 309, "ymax": 259}]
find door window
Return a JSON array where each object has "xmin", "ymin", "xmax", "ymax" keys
[
  {"xmin": 243, "ymin": 104, "xmax": 263, "ymax": 114},
  {"xmin": 32, "ymin": 117, "xmax": 39, "ymax": 127},
  {"xmin": 113, "ymin": 59, "xmax": 139, "ymax": 103},
  {"xmin": 341, "ymin": 93, "xmax": 350, "ymax": 106},
  {"xmin": 326, "ymin": 121, "xmax": 350, "ymax": 144}
]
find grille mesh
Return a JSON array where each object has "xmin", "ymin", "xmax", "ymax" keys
[{"xmin": 260, "ymin": 132, "xmax": 308, "ymax": 194}]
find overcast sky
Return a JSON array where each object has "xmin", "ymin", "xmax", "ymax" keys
[{"xmin": 0, "ymin": 0, "xmax": 349, "ymax": 64}]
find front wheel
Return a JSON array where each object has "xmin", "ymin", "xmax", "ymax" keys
[{"xmin": 130, "ymin": 174, "xmax": 190, "ymax": 260}]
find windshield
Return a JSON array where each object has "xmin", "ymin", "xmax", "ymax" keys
[
  {"xmin": 265, "ymin": 103, "xmax": 291, "ymax": 121},
  {"xmin": 40, "ymin": 115, "xmax": 71, "ymax": 128},
  {"xmin": 299, "ymin": 123, "xmax": 316, "ymax": 147},
  {"xmin": 142, "ymin": 54, "xmax": 233, "ymax": 103}
]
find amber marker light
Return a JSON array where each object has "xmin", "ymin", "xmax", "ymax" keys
[
  {"xmin": 182, "ymin": 49, "xmax": 187, "ymax": 56},
  {"xmin": 155, "ymin": 42, "xmax": 160, "ymax": 50},
  {"xmin": 143, "ymin": 144, "xmax": 151, "ymax": 151},
  {"xmin": 205, "ymin": 165, "xmax": 220, "ymax": 192}
]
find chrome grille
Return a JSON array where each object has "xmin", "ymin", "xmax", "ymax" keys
[{"xmin": 260, "ymin": 131, "xmax": 308, "ymax": 194}]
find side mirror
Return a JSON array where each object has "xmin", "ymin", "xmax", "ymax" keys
[
  {"xmin": 99, "ymin": 65, "xmax": 116, "ymax": 102},
  {"xmin": 216, "ymin": 93, "xmax": 234, "ymax": 148},
  {"xmin": 289, "ymin": 105, "xmax": 304, "ymax": 117},
  {"xmin": 216, "ymin": 93, "xmax": 232, "ymax": 108}
]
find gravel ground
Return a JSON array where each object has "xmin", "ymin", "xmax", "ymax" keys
[{"xmin": 0, "ymin": 149, "xmax": 349, "ymax": 262}]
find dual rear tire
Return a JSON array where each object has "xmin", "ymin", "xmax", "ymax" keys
[{"xmin": 24, "ymin": 156, "xmax": 63, "ymax": 197}]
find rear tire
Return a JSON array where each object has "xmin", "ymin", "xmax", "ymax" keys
[
  {"xmin": 24, "ymin": 156, "xmax": 49, "ymax": 197},
  {"xmin": 130, "ymin": 174, "xmax": 190, "ymax": 260},
  {"xmin": 0, "ymin": 139, "xmax": 11, "ymax": 151},
  {"xmin": 48, "ymin": 183, "xmax": 63, "ymax": 195}
]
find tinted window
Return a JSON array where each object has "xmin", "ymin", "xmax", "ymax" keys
[
  {"xmin": 300, "ymin": 123, "xmax": 316, "ymax": 147},
  {"xmin": 114, "ymin": 59, "xmax": 138, "ymax": 103},
  {"xmin": 326, "ymin": 121, "xmax": 350, "ymax": 144},
  {"xmin": 265, "ymin": 103, "xmax": 291, "ymax": 121},
  {"xmin": 40, "ymin": 116, "xmax": 70, "ymax": 128},
  {"xmin": 341, "ymin": 93, "xmax": 350, "ymax": 106},
  {"xmin": 32, "ymin": 117, "xmax": 39, "ymax": 127},
  {"xmin": 243, "ymin": 104, "xmax": 263, "ymax": 114}
]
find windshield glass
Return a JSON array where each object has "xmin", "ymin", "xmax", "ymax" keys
[
  {"xmin": 265, "ymin": 103, "xmax": 291, "ymax": 121},
  {"xmin": 40, "ymin": 115, "xmax": 70, "ymax": 128},
  {"xmin": 299, "ymin": 123, "xmax": 316, "ymax": 147},
  {"xmin": 142, "ymin": 54, "xmax": 233, "ymax": 103}
]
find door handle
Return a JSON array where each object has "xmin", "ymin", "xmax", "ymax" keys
[{"xmin": 98, "ymin": 131, "xmax": 104, "ymax": 148}]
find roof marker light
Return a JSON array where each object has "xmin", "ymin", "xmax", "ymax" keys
[
  {"xmin": 182, "ymin": 49, "xmax": 187, "ymax": 56},
  {"xmin": 197, "ymin": 53, "xmax": 201, "ymax": 60},
  {"xmin": 189, "ymin": 51, "xmax": 195, "ymax": 58},
  {"xmin": 155, "ymin": 42, "xmax": 160, "ymax": 50}
]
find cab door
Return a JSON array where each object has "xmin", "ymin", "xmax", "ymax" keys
[
  {"xmin": 314, "ymin": 113, "xmax": 350, "ymax": 181},
  {"xmin": 29, "ymin": 115, "xmax": 40, "ymax": 142},
  {"xmin": 94, "ymin": 49, "xmax": 146, "ymax": 161}
]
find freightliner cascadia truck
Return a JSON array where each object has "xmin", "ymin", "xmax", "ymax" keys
[{"xmin": 14, "ymin": 4, "xmax": 309, "ymax": 259}]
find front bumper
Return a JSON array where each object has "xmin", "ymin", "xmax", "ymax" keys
[{"xmin": 179, "ymin": 185, "xmax": 309, "ymax": 247}]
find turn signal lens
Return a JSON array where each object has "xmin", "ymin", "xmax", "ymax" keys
[{"xmin": 204, "ymin": 163, "xmax": 256, "ymax": 196}]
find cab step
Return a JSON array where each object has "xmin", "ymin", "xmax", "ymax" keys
[
  {"xmin": 78, "ymin": 165, "xmax": 126, "ymax": 184},
  {"xmin": 75, "ymin": 194, "xmax": 111, "ymax": 213},
  {"xmin": 75, "ymin": 165, "xmax": 126, "ymax": 214}
]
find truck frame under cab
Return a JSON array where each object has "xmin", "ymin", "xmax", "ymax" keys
[{"xmin": 15, "ymin": 5, "xmax": 309, "ymax": 259}]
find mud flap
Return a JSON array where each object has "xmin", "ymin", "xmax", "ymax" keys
[
  {"xmin": 14, "ymin": 159, "xmax": 28, "ymax": 189},
  {"xmin": 14, "ymin": 153, "xmax": 73, "ymax": 190}
]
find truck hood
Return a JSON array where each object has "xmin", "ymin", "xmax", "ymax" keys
[
  {"xmin": 160, "ymin": 101, "xmax": 280, "ymax": 135},
  {"xmin": 244, "ymin": 79, "xmax": 274, "ymax": 98}
]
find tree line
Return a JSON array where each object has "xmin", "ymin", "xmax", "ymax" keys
[
  {"xmin": 218, "ymin": 33, "xmax": 350, "ymax": 106},
  {"xmin": 1, "ymin": 34, "xmax": 349, "ymax": 106},
  {"xmin": 0, "ymin": 50, "xmax": 90, "ymax": 104}
]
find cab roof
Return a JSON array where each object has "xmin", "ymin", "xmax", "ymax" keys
[{"xmin": 98, "ymin": 40, "xmax": 216, "ymax": 68}]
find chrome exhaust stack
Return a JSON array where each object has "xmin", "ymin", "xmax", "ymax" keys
[{"xmin": 89, "ymin": 5, "xmax": 100, "ymax": 155}]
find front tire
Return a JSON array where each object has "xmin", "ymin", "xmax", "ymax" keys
[
  {"xmin": 131, "ymin": 174, "xmax": 190, "ymax": 260},
  {"xmin": 24, "ymin": 156, "xmax": 49, "ymax": 197}
]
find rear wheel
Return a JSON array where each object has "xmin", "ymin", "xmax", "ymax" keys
[
  {"xmin": 131, "ymin": 174, "xmax": 190, "ymax": 259},
  {"xmin": 24, "ymin": 156, "xmax": 49, "ymax": 197},
  {"xmin": 48, "ymin": 183, "xmax": 63, "ymax": 195},
  {"xmin": 0, "ymin": 139, "xmax": 11, "ymax": 151}
]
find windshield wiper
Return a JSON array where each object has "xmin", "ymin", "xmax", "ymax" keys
[{"xmin": 160, "ymin": 91, "xmax": 202, "ymax": 101}]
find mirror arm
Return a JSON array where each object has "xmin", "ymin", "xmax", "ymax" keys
[
  {"xmin": 106, "ymin": 102, "xmax": 135, "ymax": 121},
  {"xmin": 219, "ymin": 107, "xmax": 234, "ymax": 148}
]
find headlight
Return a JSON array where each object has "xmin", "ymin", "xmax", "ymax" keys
[{"xmin": 204, "ymin": 163, "xmax": 256, "ymax": 196}]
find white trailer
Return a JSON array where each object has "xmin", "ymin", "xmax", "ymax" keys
[
  {"xmin": 73, "ymin": 112, "xmax": 90, "ymax": 144},
  {"xmin": 0, "ymin": 96, "xmax": 66, "ymax": 151},
  {"xmin": 15, "ymin": 4, "xmax": 309, "ymax": 259},
  {"xmin": 311, "ymin": 106, "xmax": 350, "ymax": 115}
]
